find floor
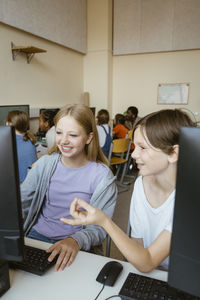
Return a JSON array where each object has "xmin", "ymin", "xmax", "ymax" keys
[{"xmin": 103, "ymin": 174, "xmax": 137, "ymax": 261}]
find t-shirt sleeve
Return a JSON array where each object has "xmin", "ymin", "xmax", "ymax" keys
[
  {"xmin": 164, "ymin": 214, "xmax": 173, "ymax": 233},
  {"xmin": 129, "ymin": 177, "xmax": 143, "ymax": 238}
]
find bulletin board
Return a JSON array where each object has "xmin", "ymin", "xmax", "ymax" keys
[{"xmin": 157, "ymin": 83, "xmax": 190, "ymax": 105}]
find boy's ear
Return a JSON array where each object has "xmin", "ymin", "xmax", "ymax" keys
[
  {"xmin": 168, "ymin": 145, "xmax": 179, "ymax": 163},
  {"xmin": 86, "ymin": 132, "xmax": 94, "ymax": 144}
]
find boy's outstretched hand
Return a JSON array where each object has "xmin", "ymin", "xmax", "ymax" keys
[{"xmin": 60, "ymin": 197, "xmax": 106, "ymax": 227}]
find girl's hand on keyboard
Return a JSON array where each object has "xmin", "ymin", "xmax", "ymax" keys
[{"xmin": 46, "ymin": 237, "xmax": 80, "ymax": 271}]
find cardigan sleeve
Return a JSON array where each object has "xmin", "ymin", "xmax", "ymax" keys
[{"xmin": 70, "ymin": 168, "xmax": 117, "ymax": 250}]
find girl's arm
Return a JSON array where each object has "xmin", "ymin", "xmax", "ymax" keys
[{"xmin": 61, "ymin": 198, "xmax": 171, "ymax": 273}]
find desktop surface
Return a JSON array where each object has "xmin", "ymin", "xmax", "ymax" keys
[{"xmin": 2, "ymin": 238, "xmax": 167, "ymax": 300}]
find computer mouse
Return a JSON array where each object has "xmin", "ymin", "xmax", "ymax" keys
[{"xmin": 96, "ymin": 261, "xmax": 123, "ymax": 286}]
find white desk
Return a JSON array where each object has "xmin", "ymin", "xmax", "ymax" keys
[{"xmin": 3, "ymin": 238, "xmax": 168, "ymax": 300}]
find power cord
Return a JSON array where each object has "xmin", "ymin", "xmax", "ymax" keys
[
  {"xmin": 104, "ymin": 295, "xmax": 121, "ymax": 300},
  {"xmin": 94, "ymin": 283, "xmax": 105, "ymax": 300},
  {"xmin": 94, "ymin": 283, "xmax": 121, "ymax": 300}
]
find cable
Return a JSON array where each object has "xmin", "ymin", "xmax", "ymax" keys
[
  {"xmin": 104, "ymin": 295, "xmax": 121, "ymax": 300},
  {"xmin": 94, "ymin": 283, "xmax": 105, "ymax": 300}
]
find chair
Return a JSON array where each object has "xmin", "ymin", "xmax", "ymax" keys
[
  {"xmin": 125, "ymin": 129, "xmax": 137, "ymax": 180},
  {"xmin": 108, "ymin": 138, "xmax": 131, "ymax": 192}
]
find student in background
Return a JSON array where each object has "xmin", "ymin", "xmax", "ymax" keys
[
  {"xmin": 6, "ymin": 110, "xmax": 37, "ymax": 183},
  {"xmin": 125, "ymin": 106, "xmax": 140, "ymax": 130},
  {"xmin": 21, "ymin": 104, "xmax": 117, "ymax": 271},
  {"xmin": 39, "ymin": 110, "xmax": 57, "ymax": 149},
  {"xmin": 60, "ymin": 109, "xmax": 196, "ymax": 273},
  {"xmin": 113, "ymin": 113, "xmax": 129, "ymax": 139},
  {"xmin": 96, "ymin": 109, "xmax": 112, "ymax": 158}
]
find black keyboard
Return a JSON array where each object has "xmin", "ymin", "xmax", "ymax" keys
[
  {"xmin": 9, "ymin": 245, "xmax": 57, "ymax": 276},
  {"xmin": 119, "ymin": 272, "xmax": 200, "ymax": 300}
]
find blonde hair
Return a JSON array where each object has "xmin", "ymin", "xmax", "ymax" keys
[
  {"xmin": 6, "ymin": 110, "xmax": 36, "ymax": 144},
  {"xmin": 48, "ymin": 104, "xmax": 108, "ymax": 165}
]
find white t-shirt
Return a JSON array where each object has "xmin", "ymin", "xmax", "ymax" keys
[
  {"xmin": 129, "ymin": 176, "xmax": 175, "ymax": 270},
  {"xmin": 97, "ymin": 124, "xmax": 112, "ymax": 147},
  {"xmin": 46, "ymin": 126, "xmax": 55, "ymax": 149}
]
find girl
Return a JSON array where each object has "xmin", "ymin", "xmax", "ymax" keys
[
  {"xmin": 96, "ymin": 109, "xmax": 112, "ymax": 158},
  {"xmin": 21, "ymin": 104, "xmax": 117, "ymax": 271},
  {"xmin": 113, "ymin": 113, "xmax": 129, "ymax": 139},
  {"xmin": 61, "ymin": 109, "xmax": 196, "ymax": 273},
  {"xmin": 39, "ymin": 109, "xmax": 58, "ymax": 149},
  {"xmin": 6, "ymin": 110, "xmax": 37, "ymax": 183}
]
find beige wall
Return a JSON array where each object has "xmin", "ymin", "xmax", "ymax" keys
[
  {"xmin": 83, "ymin": 0, "xmax": 113, "ymax": 113},
  {"xmin": 85, "ymin": 0, "xmax": 200, "ymax": 125},
  {"xmin": 0, "ymin": 23, "xmax": 84, "ymax": 132},
  {"xmin": 112, "ymin": 50, "xmax": 200, "ymax": 121},
  {"xmin": 1, "ymin": 1, "xmax": 200, "ymax": 132}
]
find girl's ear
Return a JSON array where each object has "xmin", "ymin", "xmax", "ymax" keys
[
  {"xmin": 168, "ymin": 145, "xmax": 179, "ymax": 163},
  {"xmin": 86, "ymin": 132, "xmax": 94, "ymax": 144}
]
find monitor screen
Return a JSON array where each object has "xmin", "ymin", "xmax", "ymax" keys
[
  {"xmin": 168, "ymin": 127, "xmax": 200, "ymax": 298},
  {"xmin": 0, "ymin": 126, "xmax": 24, "ymax": 262},
  {"xmin": 0, "ymin": 105, "xmax": 30, "ymax": 126}
]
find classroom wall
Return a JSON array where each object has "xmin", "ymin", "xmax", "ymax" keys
[
  {"xmin": 112, "ymin": 50, "xmax": 200, "ymax": 120},
  {"xmin": 1, "ymin": 1, "xmax": 200, "ymax": 132},
  {"xmin": 83, "ymin": 0, "xmax": 113, "ymax": 113},
  {"xmin": 85, "ymin": 0, "xmax": 200, "ymax": 124},
  {"xmin": 0, "ymin": 23, "xmax": 84, "ymax": 132}
]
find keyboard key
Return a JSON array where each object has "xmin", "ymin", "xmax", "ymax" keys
[
  {"xmin": 119, "ymin": 272, "xmax": 200, "ymax": 300},
  {"xmin": 9, "ymin": 245, "xmax": 57, "ymax": 276}
]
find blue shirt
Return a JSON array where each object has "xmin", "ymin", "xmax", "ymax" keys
[{"xmin": 16, "ymin": 134, "xmax": 37, "ymax": 182}]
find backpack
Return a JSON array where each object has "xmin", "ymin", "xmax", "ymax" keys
[{"xmin": 100, "ymin": 125, "xmax": 112, "ymax": 158}]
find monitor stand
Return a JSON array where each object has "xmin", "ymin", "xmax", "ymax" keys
[{"xmin": 0, "ymin": 260, "xmax": 10, "ymax": 296}]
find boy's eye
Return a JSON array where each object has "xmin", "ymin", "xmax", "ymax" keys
[{"xmin": 56, "ymin": 131, "xmax": 62, "ymax": 135}]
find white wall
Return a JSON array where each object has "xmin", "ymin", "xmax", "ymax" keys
[
  {"xmin": 83, "ymin": 0, "xmax": 113, "ymax": 113},
  {"xmin": 0, "ymin": 23, "xmax": 84, "ymax": 132},
  {"xmin": 112, "ymin": 50, "xmax": 200, "ymax": 121},
  {"xmin": 84, "ymin": 0, "xmax": 200, "ymax": 125}
]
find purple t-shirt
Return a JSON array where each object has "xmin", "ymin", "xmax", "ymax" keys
[{"xmin": 33, "ymin": 160, "xmax": 108, "ymax": 240}]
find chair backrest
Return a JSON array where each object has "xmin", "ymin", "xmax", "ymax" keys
[
  {"xmin": 128, "ymin": 130, "xmax": 133, "ymax": 142},
  {"xmin": 112, "ymin": 138, "xmax": 131, "ymax": 154}
]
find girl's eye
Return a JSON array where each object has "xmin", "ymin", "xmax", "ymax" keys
[
  {"xmin": 56, "ymin": 131, "xmax": 62, "ymax": 135},
  {"xmin": 70, "ymin": 134, "xmax": 77, "ymax": 137}
]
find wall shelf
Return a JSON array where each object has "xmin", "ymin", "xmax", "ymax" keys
[{"xmin": 11, "ymin": 42, "xmax": 47, "ymax": 63}]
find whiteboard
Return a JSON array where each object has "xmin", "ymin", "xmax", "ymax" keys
[{"xmin": 158, "ymin": 83, "xmax": 190, "ymax": 104}]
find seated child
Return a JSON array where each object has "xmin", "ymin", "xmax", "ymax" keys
[
  {"xmin": 21, "ymin": 104, "xmax": 117, "ymax": 271},
  {"xmin": 6, "ymin": 110, "xmax": 37, "ymax": 183},
  {"xmin": 60, "ymin": 108, "xmax": 196, "ymax": 273},
  {"xmin": 113, "ymin": 113, "xmax": 129, "ymax": 139},
  {"xmin": 96, "ymin": 109, "xmax": 112, "ymax": 158},
  {"xmin": 39, "ymin": 110, "xmax": 58, "ymax": 149}
]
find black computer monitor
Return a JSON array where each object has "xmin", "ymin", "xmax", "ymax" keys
[
  {"xmin": 168, "ymin": 127, "xmax": 200, "ymax": 298},
  {"xmin": 0, "ymin": 105, "xmax": 30, "ymax": 126},
  {"xmin": 0, "ymin": 126, "xmax": 24, "ymax": 295}
]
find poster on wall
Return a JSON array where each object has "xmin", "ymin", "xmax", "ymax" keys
[{"xmin": 157, "ymin": 83, "xmax": 190, "ymax": 104}]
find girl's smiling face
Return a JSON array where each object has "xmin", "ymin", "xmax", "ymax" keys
[
  {"xmin": 55, "ymin": 115, "xmax": 93, "ymax": 161},
  {"xmin": 131, "ymin": 126, "xmax": 170, "ymax": 177}
]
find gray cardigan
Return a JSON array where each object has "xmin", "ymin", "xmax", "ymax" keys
[{"xmin": 21, "ymin": 153, "xmax": 117, "ymax": 250}]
